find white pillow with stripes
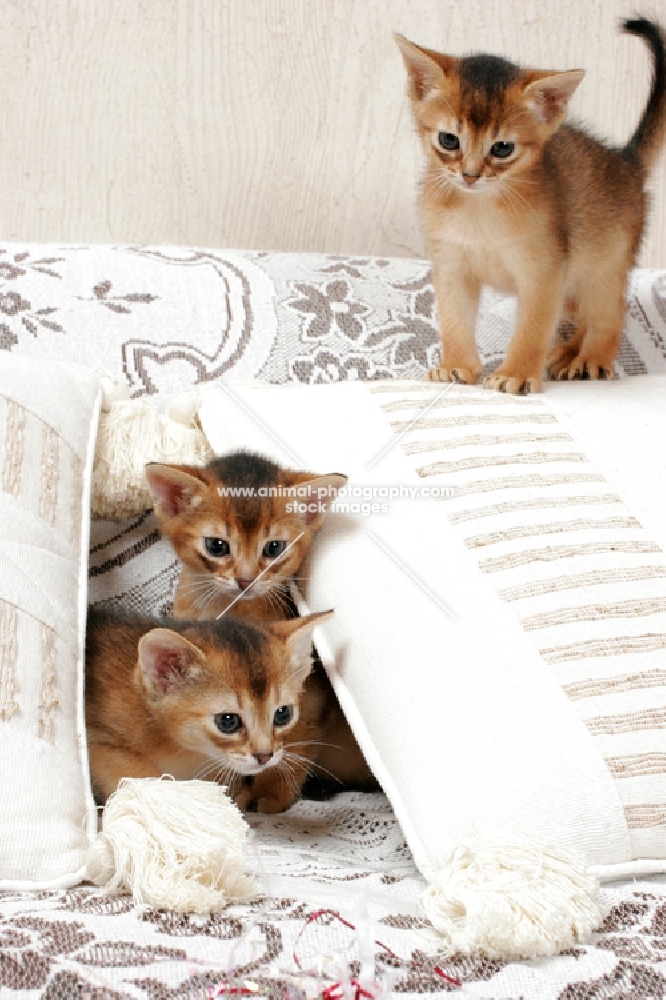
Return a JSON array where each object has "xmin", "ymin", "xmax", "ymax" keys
[
  {"xmin": 199, "ymin": 376, "xmax": 666, "ymax": 879},
  {"xmin": 0, "ymin": 354, "xmax": 100, "ymax": 887}
]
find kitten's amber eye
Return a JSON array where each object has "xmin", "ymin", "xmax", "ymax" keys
[
  {"xmin": 273, "ymin": 705, "xmax": 293, "ymax": 727},
  {"xmin": 490, "ymin": 141, "xmax": 514, "ymax": 159},
  {"xmin": 214, "ymin": 712, "xmax": 242, "ymax": 734},
  {"xmin": 263, "ymin": 540, "xmax": 286, "ymax": 558},
  {"xmin": 438, "ymin": 132, "xmax": 460, "ymax": 151},
  {"xmin": 205, "ymin": 537, "xmax": 230, "ymax": 557}
]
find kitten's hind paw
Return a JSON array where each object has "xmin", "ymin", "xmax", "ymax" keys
[
  {"xmin": 483, "ymin": 372, "xmax": 542, "ymax": 395},
  {"xmin": 550, "ymin": 358, "xmax": 615, "ymax": 381},
  {"xmin": 427, "ymin": 365, "xmax": 481, "ymax": 385}
]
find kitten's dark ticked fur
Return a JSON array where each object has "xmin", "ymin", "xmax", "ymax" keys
[
  {"xmin": 145, "ymin": 451, "xmax": 345, "ymax": 622},
  {"xmin": 85, "ymin": 608, "xmax": 376, "ymax": 812},
  {"xmin": 397, "ymin": 17, "xmax": 666, "ymax": 393}
]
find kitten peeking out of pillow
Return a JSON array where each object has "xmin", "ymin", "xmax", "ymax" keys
[
  {"xmin": 85, "ymin": 607, "xmax": 376, "ymax": 812},
  {"xmin": 396, "ymin": 17, "xmax": 666, "ymax": 393},
  {"xmin": 146, "ymin": 451, "xmax": 346, "ymax": 622}
]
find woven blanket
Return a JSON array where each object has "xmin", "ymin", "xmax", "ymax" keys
[{"xmin": 2, "ymin": 244, "xmax": 666, "ymax": 998}]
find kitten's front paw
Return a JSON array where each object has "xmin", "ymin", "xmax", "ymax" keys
[
  {"xmin": 427, "ymin": 365, "xmax": 481, "ymax": 385},
  {"xmin": 232, "ymin": 777, "xmax": 299, "ymax": 814},
  {"xmin": 246, "ymin": 796, "xmax": 295, "ymax": 814},
  {"xmin": 483, "ymin": 371, "xmax": 542, "ymax": 395}
]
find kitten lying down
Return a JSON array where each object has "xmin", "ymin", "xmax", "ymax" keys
[
  {"xmin": 397, "ymin": 17, "xmax": 666, "ymax": 393},
  {"xmin": 85, "ymin": 608, "xmax": 376, "ymax": 813}
]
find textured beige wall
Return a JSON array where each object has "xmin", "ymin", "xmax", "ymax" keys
[{"xmin": 1, "ymin": 0, "xmax": 665, "ymax": 264}]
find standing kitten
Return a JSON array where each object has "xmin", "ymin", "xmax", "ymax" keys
[
  {"xmin": 85, "ymin": 608, "xmax": 375, "ymax": 811},
  {"xmin": 145, "ymin": 451, "xmax": 346, "ymax": 622},
  {"xmin": 396, "ymin": 18, "xmax": 666, "ymax": 393}
]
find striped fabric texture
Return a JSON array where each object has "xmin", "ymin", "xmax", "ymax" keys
[
  {"xmin": 371, "ymin": 380, "xmax": 666, "ymax": 861},
  {"xmin": 0, "ymin": 354, "xmax": 100, "ymax": 886}
]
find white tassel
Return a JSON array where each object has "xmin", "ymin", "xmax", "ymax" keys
[
  {"xmin": 421, "ymin": 839, "xmax": 600, "ymax": 959},
  {"xmin": 85, "ymin": 776, "xmax": 260, "ymax": 913},
  {"xmin": 92, "ymin": 387, "xmax": 213, "ymax": 519}
]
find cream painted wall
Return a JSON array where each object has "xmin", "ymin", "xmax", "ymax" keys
[{"xmin": 1, "ymin": 0, "xmax": 665, "ymax": 264}]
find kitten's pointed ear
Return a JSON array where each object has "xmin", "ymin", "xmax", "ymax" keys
[
  {"xmin": 271, "ymin": 610, "xmax": 334, "ymax": 687},
  {"xmin": 286, "ymin": 473, "xmax": 348, "ymax": 529},
  {"xmin": 395, "ymin": 34, "xmax": 452, "ymax": 103},
  {"xmin": 138, "ymin": 628, "xmax": 205, "ymax": 697},
  {"xmin": 523, "ymin": 70, "xmax": 585, "ymax": 125},
  {"xmin": 145, "ymin": 463, "xmax": 206, "ymax": 519}
]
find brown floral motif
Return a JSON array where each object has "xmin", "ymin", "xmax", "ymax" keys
[
  {"xmin": 289, "ymin": 350, "xmax": 394, "ymax": 384},
  {"xmin": 43, "ymin": 969, "xmax": 123, "ymax": 1000},
  {"xmin": 0, "ymin": 928, "xmax": 31, "ymax": 948},
  {"xmin": 141, "ymin": 909, "xmax": 244, "ymax": 939},
  {"xmin": 135, "ymin": 973, "xmax": 308, "ymax": 1000},
  {"xmin": 317, "ymin": 256, "xmax": 392, "ymax": 279},
  {"xmin": 91, "ymin": 281, "xmax": 158, "ymax": 314},
  {"xmin": 13, "ymin": 916, "xmax": 95, "ymax": 955},
  {"xmin": 0, "ymin": 323, "xmax": 17, "ymax": 349},
  {"xmin": 0, "ymin": 950, "xmax": 53, "ymax": 990},
  {"xmin": 77, "ymin": 942, "xmax": 188, "ymax": 967},
  {"xmin": 55, "ymin": 889, "xmax": 137, "ymax": 916},
  {"xmin": 0, "ymin": 289, "xmax": 65, "ymax": 341},
  {"xmin": 0, "ymin": 249, "xmax": 65, "ymax": 280},
  {"xmin": 0, "ymin": 291, "xmax": 30, "ymax": 315},
  {"xmin": 288, "ymin": 280, "xmax": 371, "ymax": 342},
  {"xmin": 596, "ymin": 935, "xmax": 656, "ymax": 961},
  {"xmin": 596, "ymin": 900, "xmax": 650, "ymax": 933},
  {"xmin": 558, "ymin": 959, "xmax": 666, "ymax": 999},
  {"xmin": 648, "ymin": 901, "xmax": 666, "ymax": 936}
]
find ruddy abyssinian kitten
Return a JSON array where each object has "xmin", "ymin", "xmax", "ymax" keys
[
  {"xmin": 396, "ymin": 17, "xmax": 666, "ymax": 393},
  {"xmin": 86, "ymin": 608, "xmax": 376, "ymax": 811},
  {"xmin": 145, "ymin": 452, "xmax": 345, "ymax": 622}
]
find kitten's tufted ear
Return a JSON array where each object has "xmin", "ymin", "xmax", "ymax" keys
[
  {"xmin": 285, "ymin": 472, "xmax": 348, "ymax": 529},
  {"xmin": 271, "ymin": 610, "xmax": 334, "ymax": 687},
  {"xmin": 395, "ymin": 34, "xmax": 453, "ymax": 103},
  {"xmin": 138, "ymin": 628, "xmax": 205, "ymax": 697},
  {"xmin": 523, "ymin": 70, "xmax": 585, "ymax": 125},
  {"xmin": 145, "ymin": 463, "xmax": 206, "ymax": 519}
]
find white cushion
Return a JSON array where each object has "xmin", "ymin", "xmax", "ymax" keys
[
  {"xmin": 199, "ymin": 376, "xmax": 666, "ymax": 881},
  {"xmin": 0, "ymin": 353, "xmax": 100, "ymax": 887}
]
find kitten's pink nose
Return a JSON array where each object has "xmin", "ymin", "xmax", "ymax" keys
[
  {"xmin": 463, "ymin": 172, "xmax": 481, "ymax": 187},
  {"xmin": 236, "ymin": 577, "xmax": 255, "ymax": 591},
  {"xmin": 253, "ymin": 751, "xmax": 273, "ymax": 766}
]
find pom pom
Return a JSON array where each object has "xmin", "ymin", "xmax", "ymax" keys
[
  {"xmin": 420, "ymin": 838, "xmax": 600, "ymax": 959},
  {"xmin": 92, "ymin": 384, "xmax": 213, "ymax": 519},
  {"xmin": 85, "ymin": 776, "xmax": 260, "ymax": 913}
]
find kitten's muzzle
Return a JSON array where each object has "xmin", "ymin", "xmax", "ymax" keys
[
  {"xmin": 462, "ymin": 172, "xmax": 481, "ymax": 187},
  {"xmin": 253, "ymin": 751, "xmax": 273, "ymax": 766},
  {"xmin": 235, "ymin": 577, "xmax": 255, "ymax": 591}
]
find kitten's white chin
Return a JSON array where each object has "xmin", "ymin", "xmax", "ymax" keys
[{"xmin": 233, "ymin": 750, "xmax": 282, "ymax": 776}]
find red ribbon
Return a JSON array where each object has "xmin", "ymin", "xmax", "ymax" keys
[
  {"xmin": 322, "ymin": 980, "xmax": 375, "ymax": 999},
  {"xmin": 292, "ymin": 907, "xmax": 462, "ymax": 991},
  {"xmin": 208, "ymin": 987, "xmax": 260, "ymax": 997}
]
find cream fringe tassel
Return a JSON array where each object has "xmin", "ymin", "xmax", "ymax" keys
[
  {"xmin": 85, "ymin": 776, "xmax": 260, "ymax": 913},
  {"xmin": 92, "ymin": 376, "xmax": 213, "ymax": 519},
  {"xmin": 421, "ymin": 839, "xmax": 600, "ymax": 959}
]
